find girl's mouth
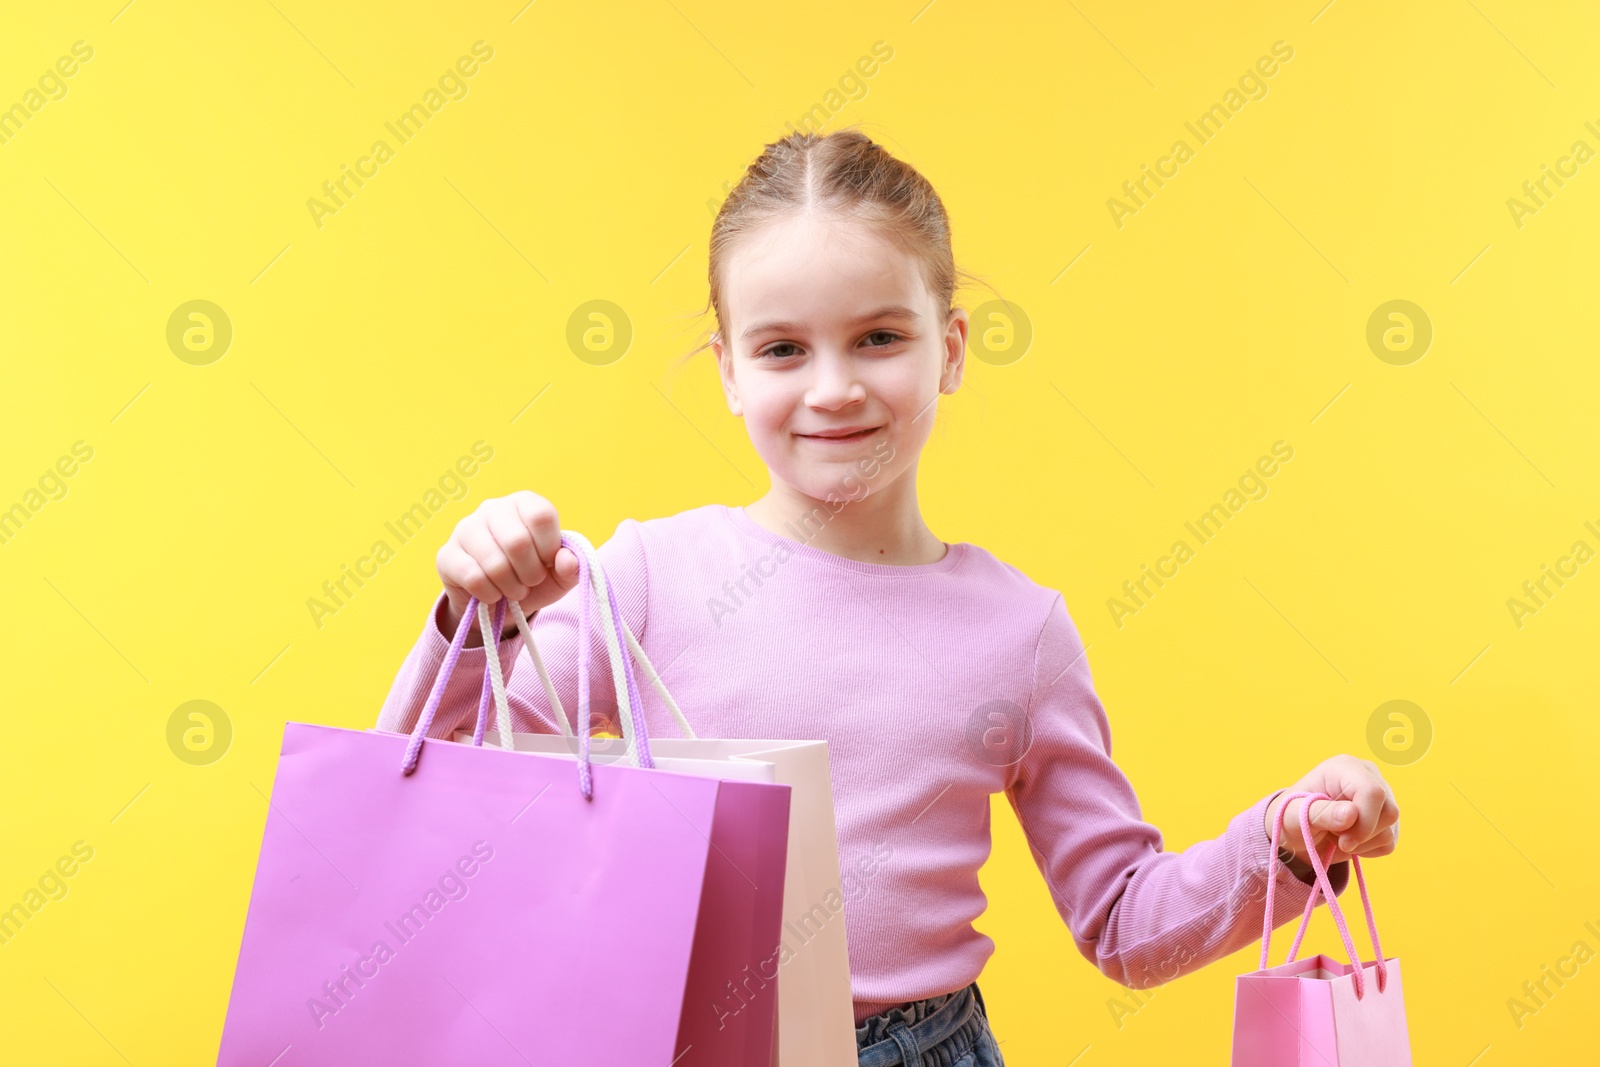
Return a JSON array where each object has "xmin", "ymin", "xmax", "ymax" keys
[{"xmin": 797, "ymin": 426, "xmax": 881, "ymax": 443}]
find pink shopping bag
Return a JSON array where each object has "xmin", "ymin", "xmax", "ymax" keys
[
  {"xmin": 1231, "ymin": 789, "xmax": 1412, "ymax": 1066},
  {"xmin": 216, "ymin": 532, "xmax": 791, "ymax": 1066}
]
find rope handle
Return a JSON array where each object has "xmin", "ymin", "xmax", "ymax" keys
[
  {"xmin": 497, "ymin": 532, "xmax": 696, "ymax": 748},
  {"xmin": 1259, "ymin": 791, "xmax": 1390, "ymax": 999},
  {"xmin": 398, "ymin": 530, "xmax": 696, "ymax": 798}
]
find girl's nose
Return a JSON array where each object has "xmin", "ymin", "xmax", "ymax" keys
[{"xmin": 805, "ymin": 352, "xmax": 867, "ymax": 410}]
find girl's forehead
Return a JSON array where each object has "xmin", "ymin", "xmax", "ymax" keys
[
  {"xmin": 735, "ymin": 211, "xmax": 897, "ymax": 263},
  {"xmin": 722, "ymin": 215, "xmax": 931, "ymax": 328}
]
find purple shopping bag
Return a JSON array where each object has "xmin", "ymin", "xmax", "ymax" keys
[
  {"xmin": 1231, "ymin": 789, "xmax": 1411, "ymax": 1066},
  {"xmin": 216, "ymin": 533, "xmax": 791, "ymax": 1066}
]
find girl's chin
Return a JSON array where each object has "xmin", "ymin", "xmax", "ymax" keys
[{"xmin": 772, "ymin": 469, "xmax": 889, "ymax": 503}]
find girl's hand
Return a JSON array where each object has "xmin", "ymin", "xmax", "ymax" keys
[
  {"xmin": 436, "ymin": 491, "xmax": 581, "ymax": 640},
  {"xmin": 1265, "ymin": 754, "xmax": 1400, "ymax": 871}
]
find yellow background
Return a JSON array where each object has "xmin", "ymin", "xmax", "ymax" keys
[{"xmin": 2, "ymin": 0, "xmax": 1596, "ymax": 1062}]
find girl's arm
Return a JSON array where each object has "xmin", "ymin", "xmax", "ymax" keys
[
  {"xmin": 1006, "ymin": 594, "xmax": 1350, "ymax": 989},
  {"xmin": 373, "ymin": 519, "xmax": 650, "ymax": 741}
]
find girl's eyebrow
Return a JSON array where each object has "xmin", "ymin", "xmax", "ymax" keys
[{"xmin": 740, "ymin": 304, "xmax": 921, "ymax": 340}]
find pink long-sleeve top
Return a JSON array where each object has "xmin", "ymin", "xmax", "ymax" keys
[{"xmin": 374, "ymin": 503, "xmax": 1348, "ymax": 1023}]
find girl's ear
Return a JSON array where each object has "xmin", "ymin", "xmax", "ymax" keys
[
  {"xmin": 939, "ymin": 307, "xmax": 969, "ymax": 394},
  {"xmin": 712, "ymin": 331, "xmax": 743, "ymax": 416}
]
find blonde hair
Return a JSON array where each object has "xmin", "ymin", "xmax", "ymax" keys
[{"xmin": 677, "ymin": 127, "xmax": 991, "ymax": 365}]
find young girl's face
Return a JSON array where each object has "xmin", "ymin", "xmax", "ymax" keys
[{"xmin": 712, "ymin": 212, "xmax": 967, "ymax": 505}]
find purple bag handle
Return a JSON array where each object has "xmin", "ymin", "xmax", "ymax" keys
[
  {"xmin": 1259, "ymin": 790, "xmax": 1390, "ymax": 999},
  {"xmin": 466, "ymin": 597, "xmax": 509, "ymax": 747},
  {"xmin": 399, "ymin": 531, "xmax": 655, "ymax": 798}
]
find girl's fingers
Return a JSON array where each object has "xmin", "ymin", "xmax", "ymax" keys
[
  {"xmin": 1308, "ymin": 799, "xmax": 1358, "ymax": 836},
  {"xmin": 1291, "ymin": 798, "xmax": 1351, "ymax": 859},
  {"xmin": 435, "ymin": 492, "xmax": 581, "ymax": 629},
  {"xmin": 1341, "ymin": 780, "xmax": 1392, "ymax": 852},
  {"xmin": 516, "ymin": 545, "xmax": 581, "ymax": 617},
  {"xmin": 512, "ymin": 491, "xmax": 564, "ymax": 577},
  {"xmin": 438, "ymin": 543, "xmax": 498, "ymax": 608},
  {"xmin": 1333, "ymin": 791, "xmax": 1399, "ymax": 853},
  {"xmin": 485, "ymin": 501, "xmax": 546, "ymax": 590},
  {"xmin": 1346, "ymin": 823, "xmax": 1399, "ymax": 859},
  {"xmin": 1314, "ymin": 823, "xmax": 1398, "ymax": 868},
  {"xmin": 456, "ymin": 521, "xmax": 530, "ymax": 604},
  {"xmin": 552, "ymin": 545, "xmax": 580, "ymax": 589},
  {"xmin": 1306, "ymin": 786, "xmax": 1400, "ymax": 854}
]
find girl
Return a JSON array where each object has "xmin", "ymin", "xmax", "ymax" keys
[{"xmin": 376, "ymin": 128, "xmax": 1400, "ymax": 1065}]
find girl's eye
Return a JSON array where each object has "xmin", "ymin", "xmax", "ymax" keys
[{"xmin": 755, "ymin": 332, "xmax": 900, "ymax": 359}]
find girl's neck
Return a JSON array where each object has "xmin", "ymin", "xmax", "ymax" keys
[{"xmin": 743, "ymin": 469, "xmax": 948, "ymax": 566}]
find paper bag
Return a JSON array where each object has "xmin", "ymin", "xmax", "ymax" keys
[{"xmin": 1231, "ymin": 789, "xmax": 1412, "ymax": 1066}]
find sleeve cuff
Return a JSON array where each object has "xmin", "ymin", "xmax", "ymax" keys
[
  {"xmin": 415, "ymin": 592, "xmax": 527, "ymax": 714},
  {"xmin": 427, "ymin": 591, "xmax": 534, "ymax": 651}
]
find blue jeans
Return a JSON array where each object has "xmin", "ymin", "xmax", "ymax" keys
[{"xmin": 855, "ymin": 982, "xmax": 1005, "ymax": 1066}]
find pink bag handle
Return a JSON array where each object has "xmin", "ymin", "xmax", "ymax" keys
[
  {"xmin": 399, "ymin": 531, "xmax": 655, "ymax": 798},
  {"xmin": 1259, "ymin": 790, "xmax": 1390, "ymax": 999}
]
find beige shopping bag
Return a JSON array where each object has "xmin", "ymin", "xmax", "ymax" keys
[{"xmin": 445, "ymin": 534, "xmax": 857, "ymax": 1067}]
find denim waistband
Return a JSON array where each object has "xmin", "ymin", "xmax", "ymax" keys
[{"xmin": 856, "ymin": 982, "xmax": 979, "ymax": 1067}]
